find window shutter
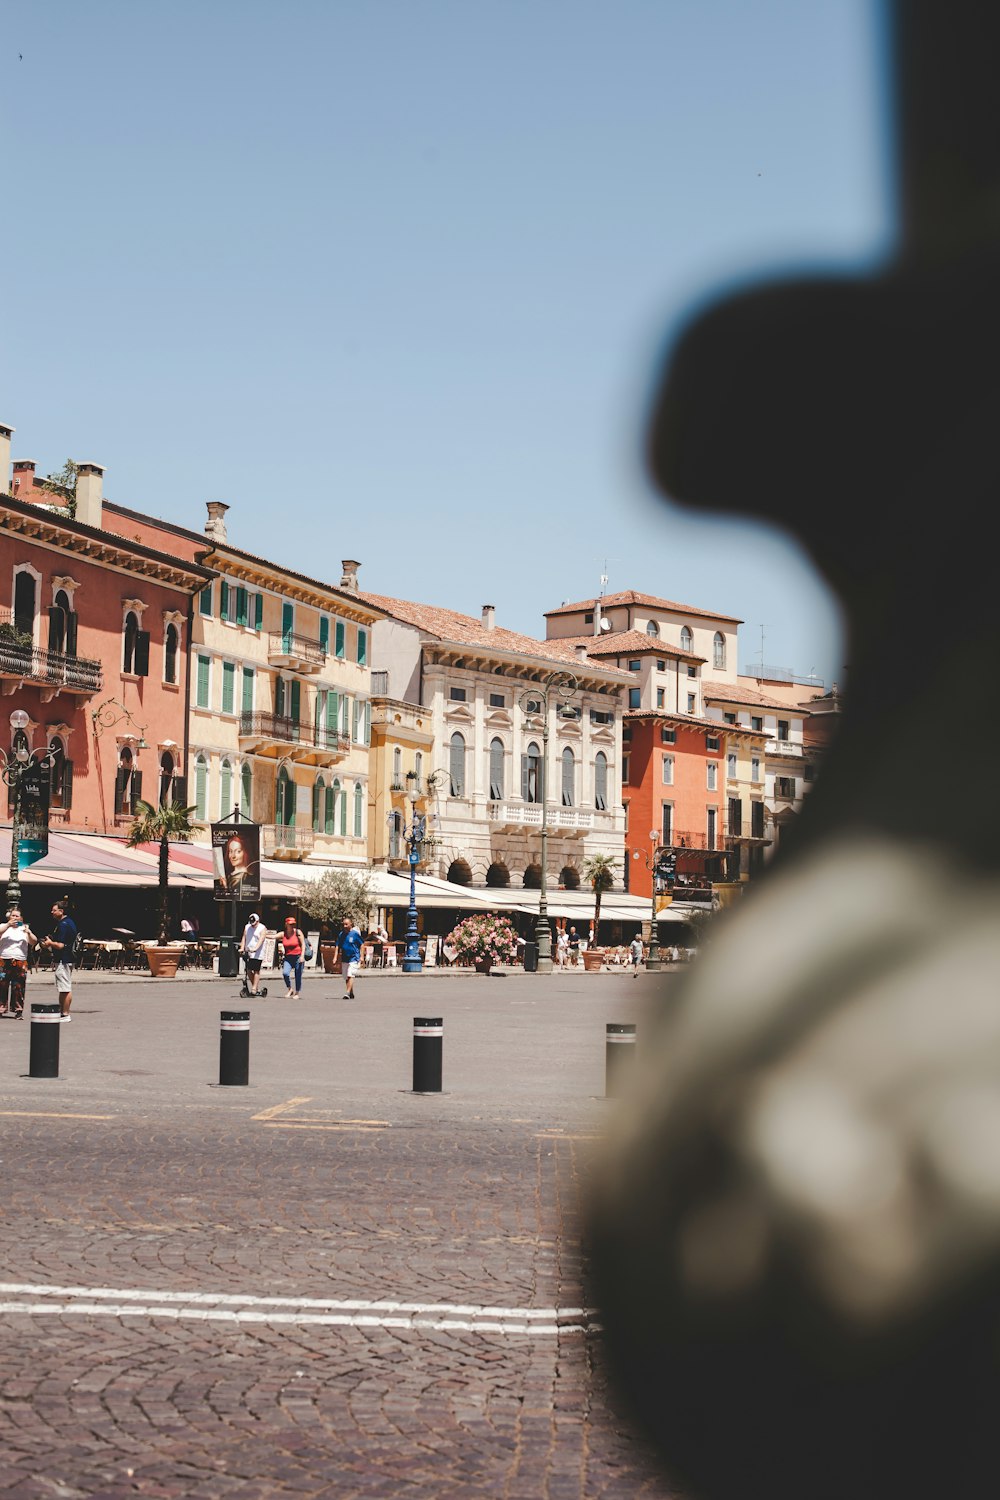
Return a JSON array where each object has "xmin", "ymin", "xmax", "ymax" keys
[
  {"xmin": 62, "ymin": 759, "xmax": 74, "ymax": 810},
  {"xmin": 219, "ymin": 583, "xmax": 229, "ymax": 622},
  {"xmin": 275, "ymin": 677, "xmax": 285, "ymax": 718},
  {"xmin": 329, "ymin": 690, "xmax": 339, "ymax": 737},
  {"xmin": 290, "ymin": 678, "xmax": 301, "ymax": 727},
  {"xmin": 173, "ymin": 775, "xmax": 187, "ymax": 807},
  {"xmin": 219, "ymin": 762, "xmax": 232, "ymax": 817},
  {"xmin": 342, "ymin": 695, "xmax": 350, "ymax": 736},
  {"xmin": 319, "ymin": 617, "xmax": 330, "ymax": 652},
  {"xmin": 131, "ymin": 771, "xmax": 143, "ymax": 812},
  {"xmin": 65, "ymin": 611, "xmax": 78, "ymax": 656},
  {"xmin": 335, "ymin": 620, "xmax": 345, "ymax": 658},
  {"xmin": 222, "ymin": 661, "xmax": 235, "ymax": 714},
  {"xmin": 114, "ymin": 767, "xmax": 127, "ymax": 815},
  {"xmin": 254, "ymin": 592, "xmax": 263, "ymax": 630},
  {"xmin": 364, "ymin": 700, "xmax": 371, "ymax": 745},
  {"xmin": 353, "ymin": 784, "xmax": 363, "ymax": 837},
  {"xmin": 134, "ymin": 631, "xmax": 151, "ymax": 677},
  {"xmin": 47, "ymin": 605, "xmax": 63, "ymax": 652},
  {"xmin": 195, "ymin": 759, "xmax": 207, "ymax": 820},
  {"xmin": 521, "ymin": 754, "xmax": 529, "ymax": 802},
  {"xmin": 241, "ymin": 763, "xmax": 252, "ymax": 817},
  {"xmin": 236, "ymin": 587, "xmax": 249, "ymax": 626},
  {"xmin": 242, "ymin": 667, "xmax": 254, "ymax": 714},
  {"xmin": 197, "ymin": 655, "xmax": 210, "ymax": 708},
  {"xmin": 339, "ymin": 788, "xmax": 347, "ymax": 836},
  {"xmin": 325, "ymin": 784, "xmax": 334, "ymax": 834},
  {"xmin": 312, "ymin": 780, "xmax": 320, "ymax": 831},
  {"xmin": 352, "ymin": 699, "xmax": 359, "ymax": 741},
  {"xmin": 357, "ymin": 629, "xmax": 367, "ymax": 666},
  {"xmin": 314, "ymin": 691, "xmax": 322, "ymax": 742},
  {"xmin": 281, "ymin": 602, "xmax": 294, "ymax": 645},
  {"xmin": 199, "ymin": 584, "xmax": 213, "ymax": 617}
]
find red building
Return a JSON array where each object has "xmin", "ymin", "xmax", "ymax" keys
[{"xmin": 2, "ymin": 436, "xmax": 213, "ymax": 837}]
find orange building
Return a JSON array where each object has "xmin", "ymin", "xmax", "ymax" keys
[{"xmin": 2, "ymin": 441, "xmax": 214, "ymax": 836}]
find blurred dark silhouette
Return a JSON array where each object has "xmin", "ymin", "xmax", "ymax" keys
[{"xmin": 588, "ymin": 4, "xmax": 1000, "ymax": 1498}]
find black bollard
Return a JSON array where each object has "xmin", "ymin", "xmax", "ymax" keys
[
  {"xmin": 29, "ymin": 1003, "xmax": 62, "ymax": 1079},
  {"xmin": 605, "ymin": 1022, "xmax": 637, "ymax": 1099},
  {"xmin": 219, "ymin": 1009, "xmax": 250, "ymax": 1086},
  {"xmin": 412, "ymin": 1017, "xmax": 443, "ymax": 1093}
]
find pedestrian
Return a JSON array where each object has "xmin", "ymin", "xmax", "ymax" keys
[
  {"xmin": 40, "ymin": 900, "xmax": 77, "ymax": 1020},
  {"xmin": 629, "ymin": 933, "xmax": 644, "ymax": 979},
  {"xmin": 556, "ymin": 928, "xmax": 569, "ymax": 968},
  {"xmin": 280, "ymin": 915, "xmax": 305, "ymax": 997},
  {"xmin": 239, "ymin": 912, "xmax": 268, "ymax": 995},
  {"xmin": 0, "ymin": 908, "xmax": 39, "ymax": 1018},
  {"xmin": 567, "ymin": 926, "xmax": 581, "ymax": 966},
  {"xmin": 334, "ymin": 914, "xmax": 363, "ymax": 999}
]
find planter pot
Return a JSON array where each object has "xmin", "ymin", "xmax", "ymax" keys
[
  {"xmin": 582, "ymin": 948, "xmax": 606, "ymax": 972},
  {"xmin": 146, "ymin": 945, "xmax": 185, "ymax": 978},
  {"xmin": 320, "ymin": 944, "xmax": 340, "ymax": 974},
  {"xmin": 474, "ymin": 956, "xmax": 492, "ymax": 974}
]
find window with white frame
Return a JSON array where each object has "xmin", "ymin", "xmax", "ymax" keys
[
  {"xmin": 449, "ymin": 732, "xmax": 466, "ymax": 796},
  {"xmin": 713, "ymin": 632, "xmax": 726, "ymax": 669},
  {"xmin": 594, "ymin": 751, "xmax": 608, "ymax": 810},
  {"xmin": 707, "ymin": 761, "xmax": 718, "ymax": 791},
  {"xmin": 727, "ymin": 751, "xmax": 737, "ymax": 778},
  {"xmin": 489, "ymin": 737, "xmax": 504, "ymax": 800},
  {"xmin": 561, "ymin": 746, "xmax": 575, "ymax": 807},
  {"xmin": 680, "ymin": 626, "xmax": 693, "ymax": 652},
  {"xmin": 662, "ymin": 754, "xmax": 674, "ymax": 785}
]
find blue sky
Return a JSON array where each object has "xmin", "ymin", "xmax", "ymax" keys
[{"xmin": 4, "ymin": 1, "xmax": 891, "ymax": 685}]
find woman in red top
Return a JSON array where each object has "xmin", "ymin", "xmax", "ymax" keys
[{"xmin": 281, "ymin": 915, "xmax": 305, "ymax": 998}]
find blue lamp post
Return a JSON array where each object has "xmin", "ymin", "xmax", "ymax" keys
[{"xmin": 401, "ymin": 783, "xmax": 426, "ymax": 973}]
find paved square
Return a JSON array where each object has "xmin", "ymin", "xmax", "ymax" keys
[{"xmin": 0, "ymin": 969, "xmax": 681, "ymax": 1497}]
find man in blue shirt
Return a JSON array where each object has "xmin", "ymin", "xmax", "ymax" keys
[
  {"xmin": 41, "ymin": 900, "xmax": 77, "ymax": 1020},
  {"xmin": 334, "ymin": 916, "xmax": 363, "ymax": 1000}
]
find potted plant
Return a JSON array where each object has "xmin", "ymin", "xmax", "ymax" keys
[
  {"xmin": 124, "ymin": 797, "xmax": 197, "ymax": 976},
  {"xmin": 300, "ymin": 867, "xmax": 374, "ymax": 971},
  {"xmin": 450, "ymin": 912, "xmax": 519, "ymax": 973},
  {"xmin": 582, "ymin": 853, "xmax": 618, "ymax": 970}
]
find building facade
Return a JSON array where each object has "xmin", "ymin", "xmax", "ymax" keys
[{"xmin": 362, "ymin": 596, "xmax": 628, "ymax": 890}]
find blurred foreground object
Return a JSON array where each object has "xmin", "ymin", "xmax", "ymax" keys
[{"xmin": 588, "ymin": 5, "xmax": 1000, "ymax": 1498}]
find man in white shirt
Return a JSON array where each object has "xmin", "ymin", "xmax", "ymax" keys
[{"xmin": 239, "ymin": 913, "xmax": 267, "ymax": 995}]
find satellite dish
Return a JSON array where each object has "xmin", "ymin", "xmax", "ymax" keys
[{"xmin": 599, "ymin": 617, "xmax": 612, "ymax": 632}]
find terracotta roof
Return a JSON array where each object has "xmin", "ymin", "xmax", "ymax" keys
[
  {"xmin": 358, "ymin": 593, "xmax": 632, "ymax": 679},
  {"xmin": 560, "ymin": 631, "xmax": 705, "ymax": 663},
  {"xmin": 623, "ymin": 709, "xmax": 766, "ymax": 738},
  {"xmin": 544, "ymin": 589, "xmax": 742, "ymax": 624},
  {"xmin": 703, "ymin": 681, "xmax": 811, "ymax": 713}
]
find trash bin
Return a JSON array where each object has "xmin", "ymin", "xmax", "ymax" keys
[
  {"xmin": 523, "ymin": 940, "xmax": 538, "ymax": 973},
  {"xmin": 218, "ymin": 936, "xmax": 240, "ymax": 978}
]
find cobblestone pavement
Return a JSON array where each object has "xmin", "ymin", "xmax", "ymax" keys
[{"xmin": 0, "ymin": 972, "xmax": 681, "ymax": 1498}]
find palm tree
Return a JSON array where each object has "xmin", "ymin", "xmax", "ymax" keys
[
  {"xmin": 583, "ymin": 853, "xmax": 618, "ymax": 949},
  {"xmin": 125, "ymin": 798, "xmax": 197, "ymax": 945}
]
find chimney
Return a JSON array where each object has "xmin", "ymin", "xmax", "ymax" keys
[
  {"xmin": 11, "ymin": 458, "xmax": 34, "ymax": 496},
  {"xmin": 482, "ymin": 604, "xmax": 495, "ymax": 631},
  {"xmin": 575, "ymin": 643, "xmax": 589, "ymax": 661},
  {"xmin": 0, "ymin": 424, "xmax": 12, "ymax": 493},
  {"xmin": 75, "ymin": 462, "xmax": 104, "ymax": 527},
  {"xmin": 205, "ymin": 501, "xmax": 229, "ymax": 543},
  {"xmin": 340, "ymin": 559, "xmax": 360, "ymax": 593},
  {"xmin": 593, "ymin": 600, "xmax": 601, "ymax": 637}
]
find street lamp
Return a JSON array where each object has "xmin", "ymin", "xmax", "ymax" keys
[
  {"xmin": 1, "ymin": 710, "xmax": 56, "ymax": 911},
  {"xmin": 91, "ymin": 697, "xmax": 148, "ymax": 747},
  {"xmin": 630, "ymin": 828, "xmax": 665, "ymax": 972},
  {"xmin": 518, "ymin": 669, "xmax": 578, "ymax": 974},
  {"xmin": 399, "ymin": 782, "xmax": 426, "ymax": 974}
]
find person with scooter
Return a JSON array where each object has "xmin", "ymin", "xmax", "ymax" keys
[{"xmin": 238, "ymin": 912, "xmax": 268, "ymax": 997}]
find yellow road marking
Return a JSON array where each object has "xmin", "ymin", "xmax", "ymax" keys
[
  {"xmin": 0, "ymin": 1111, "xmax": 115, "ymax": 1121},
  {"xmin": 251, "ymin": 1096, "xmax": 313, "ymax": 1121}
]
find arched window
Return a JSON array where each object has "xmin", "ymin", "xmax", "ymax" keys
[
  {"xmin": 680, "ymin": 626, "xmax": 693, "ymax": 653},
  {"xmin": 332, "ymin": 778, "xmax": 345, "ymax": 836},
  {"xmin": 123, "ymin": 611, "xmax": 141, "ymax": 673},
  {"xmin": 523, "ymin": 862, "xmax": 542, "ymax": 889},
  {"xmin": 594, "ymin": 751, "xmax": 608, "ymax": 811},
  {"xmin": 392, "ymin": 747, "xmax": 402, "ymax": 784},
  {"xmin": 713, "ymin": 632, "xmax": 726, "ymax": 669},
  {"xmin": 313, "ymin": 774, "xmax": 325, "ymax": 833},
  {"xmin": 414, "ymin": 750, "xmax": 423, "ymax": 783},
  {"xmin": 219, "ymin": 759, "xmax": 232, "ymax": 819},
  {"xmin": 324, "ymin": 779, "xmax": 335, "ymax": 834},
  {"xmin": 13, "ymin": 570, "xmax": 36, "ymax": 638},
  {"xmin": 48, "ymin": 588, "xmax": 74, "ymax": 655},
  {"xmin": 486, "ymin": 861, "xmax": 510, "ymax": 888},
  {"xmin": 388, "ymin": 810, "xmax": 402, "ymax": 859},
  {"xmin": 522, "ymin": 740, "xmax": 541, "ymax": 804},
  {"xmin": 560, "ymin": 865, "xmax": 580, "ymax": 889},
  {"xmin": 194, "ymin": 752, "xmax": 208, "ymax": 820},
  {"xmin": 158, "ymin": 751, "xmax": 174, "ymax": 808},
  {"xmin": 164, "ymin": 623, "xmax": 179, "ymax": 684},
  {"xmin": 353, "ymin": 782, "xmax": 364, "ymax": 837},
  {"xmin": 489, "ymin": 737, "xmax": 504, "ymax": 800},
  {"xmin": 48, "ymin": 735, "xmax": 71, "ymax": 810},
  {"xmin": 115, "ymin": 746, "xmax": 136, "ymax": 815},
  {"xmin": 276, "ymin": 765, "xmax": 294, "ymax": 826},
  {"xmin": 240, "ymin": 762, "xmax": 252, "ymax": 819},
  {"xmin": 645, "ymin": 619, "xmax": 659, "ymax": 637},
  {"xmin": 449, "ymin": 732, "xmax": 466, "ymax": 797},
  {"xmin": 448, "ymin": 859, "xmax": 472, "ymax": 887},
  {"xmin": 561, "ymin": 746, "xmax": 575, "ymax": 807}
]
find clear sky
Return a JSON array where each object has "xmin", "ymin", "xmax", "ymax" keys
[{"xmin": 4, "ymin": 0, "xmax": 891, "ymax": 686}]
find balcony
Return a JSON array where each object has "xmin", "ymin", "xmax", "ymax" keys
[
  {"xmin": 0, "ymin": 631, "xmax": 103, "ymax": 700},
  {"xmin": 308, "ymin": 726, "xmax": 352, "ymax": 766},
  {"xmin": 262, "ymin": 824, "xmax": 315, "ymax": 860},
  {"xmin": 266, "ymin": 630, "xmax": 326, "ymax": 675},
  {"xmin": 765, "ymin": 738, "xmax": 802, "ymax": 757},
  {"xmin": 487, "ymin": 802, "xmax": 594, "ymax": 833},
  {"xmin": 239, "ymin": 711, "xmax": 310, "ymax": 757}
]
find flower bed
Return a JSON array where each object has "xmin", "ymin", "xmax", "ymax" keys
[{"xmin": 448, "ymin": 913, "xmax": 519, "ymax": 969}]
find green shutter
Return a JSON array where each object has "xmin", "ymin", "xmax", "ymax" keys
[
  {"xmin": 319, "ymin": 617, "xmax": 330, "ymax": 652},
  {"xmin": 219, "ymin": 761, "xmax": 232, "ymax": 818},
  {"xmin": 328, "ymin": 690, "xmax": 339, "ymax": 738},
  {"xmin": 240, "ymin": 762, "xmax": 252, "ymax": 817},
  {"xmin": 275, "ymin": 677, "xmax": 285, "ymax": 718},
  {"xmin": 221, "ymin": 661, "xmax": 235, "ymax": 714},
  {"xmin": 364, "ymin": 699, "xmax": 371, "ymax": 745},
  {"xmin": 353, "ymin": 783, "xmax": 363, "ymax": 837},
  {"xmin": 199, "ymin": 584, "xmax": 213, "ymax": 617},
  {"xmin": 352, "ymin": 699, "xmax": 359, "ymax": 741},
  {"xmin": 325, "ymin": 784, "xmax": 335, "ymax": 835},
  {"xmin": 335, "ymin": 620, "xmax": 345, "ymax": 658},
  {"xmin": 282, "ymin": 602, "xmax": 294, "ymax": 648},
  {"xmin": 195, "ymin": 756, "xmax": 208, "ymax": 820},
  {"xmin": 196, "ymin": 655, "xmax": 210, "ymax": 708},
  {"xmin": 290, "ymin": 678, "xmax": 301, "ymax": 726},
  {"xmin": 254, "ymin": 592, "xmax": 263, "ymax": 631},
  {"xmin": 242, "ymin": 667, "xmax": 254, "ymax": 713},
  {"xmin": 236, "ymin": 587, "xmax": 248, "ymax": 626},
  {"xmin": 357, "ymin": 628, "xmax": 367, "ymax": 666},
  {"xmin": 219, "ymin": 583, "xmax": 229, "ymax": 622}
]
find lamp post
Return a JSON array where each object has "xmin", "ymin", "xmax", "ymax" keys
[
  {"xmin": 91, "ymin": 697, "xmax": 148, "ymax": 748},
  {"xmin": 518, "ymin": 670, "xmax": 578, "ymax": 974},
  {"xmin": 2, "ymin": 710, "xmax": 55, "ymax": 911},
  {"xmin": 630, "ymin": 827, "xmax": 664, "ymax": 972},
  {"xmin": 400, "ymin": 783, "xmax": 426, "ymax": 973}
]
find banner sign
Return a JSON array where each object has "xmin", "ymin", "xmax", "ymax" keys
[
  {"xmin": 211, "ymin": 821, "xmax": 261, "ymax": 902},
  {"xmin": 17, "ymin": 761, "xmax": 50, "ymax": 872}
]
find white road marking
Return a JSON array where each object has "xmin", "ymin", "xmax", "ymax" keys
[{"xmin": 0, "ymin": 1282, "xmax": 597, "ymax": 1336}]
